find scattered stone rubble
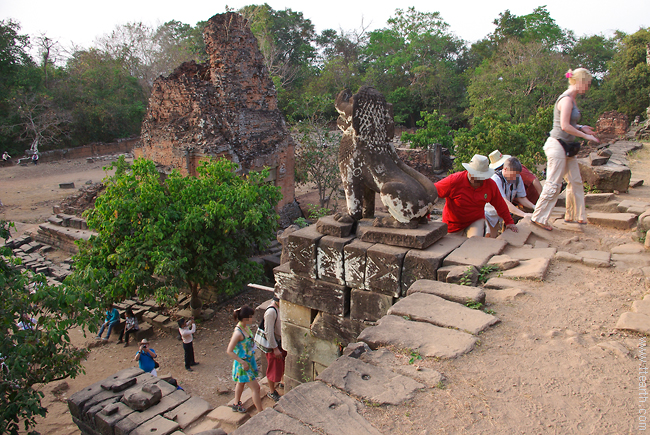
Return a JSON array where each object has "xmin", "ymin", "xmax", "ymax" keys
[
  {"xmin": 4, "ymin": 234, "xmax": 72, "ymax": 287},
  {"xmin": 578, "ymin": 140, "xmax": 641, "ymax": 192},
  {"xmin": 595, "ymin": 111, "xmax": 628, "ymax": 142},
  {"xmin": 54, "ymin": 182, "xmax": 105, "ymax": 217}
]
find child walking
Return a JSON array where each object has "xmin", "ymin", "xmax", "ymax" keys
[{"xmin": 226, "ymin": 305, "xmax": 262, "ymax": 413}]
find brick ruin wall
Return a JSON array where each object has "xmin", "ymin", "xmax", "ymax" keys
[
  {"xmin": 596, "ymin": 111, "xmax": 629, "ymax": 142},
  {"xmin": 136, "ymin": 12, "xmax": 295, "ymax": 208}
]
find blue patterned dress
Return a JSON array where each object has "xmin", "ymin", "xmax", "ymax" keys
[{"xmin": 231, "ymin": 325, "xmax": 258, "ymax": 383}]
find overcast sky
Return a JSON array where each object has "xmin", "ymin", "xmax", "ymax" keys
[{"xmin": 2, "ymin": 0, "xmax": 649, "ymax": 51}]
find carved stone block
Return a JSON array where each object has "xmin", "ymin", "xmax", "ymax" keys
[
  {"xmin": 317, "ymin": 234, "xmax": 354, "ymax": 285},
  {"xmin": 316, "ymin": 215, "xmax": 353, "ymax": 237},
  {"xmin": 281, "ymin": 322, "xmax": 340, "ymax": 368},
  {"xmin": 343, "ymin": 239, "xmax": 374, "ymax": 289},
  {"xmin": 356, "ymin": 218, "xmax": 447, "ymax": 249},
  {"xmin": 365, "ymin": 243, "xmax": 409, "ymax": 297},
  {"xmin": 288, "ymin": 225, "xmax": 324, "ymax": 278},
  {"xmin": 280, "ymin": 300, "xmax": 315, "ymax": 329}
]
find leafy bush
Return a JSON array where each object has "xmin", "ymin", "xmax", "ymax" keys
[
  {"xmin": 452, "ymin": 105, "xmax": 552, "ymax": 174},
  {"xmin": 400, "ymin": 110, "xmax": 454, "ymax": 149}
]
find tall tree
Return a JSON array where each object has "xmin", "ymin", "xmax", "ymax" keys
[
  {"xmin": 362, "ymin": 7, "xmax": 468, "ymax": 126},
  {"xmin": 69, "ymin": 158, "xmax": 282, "ymax": 315},
  {"xmin": 52, "ymin": 49, "xmax": 147, "ymax": 145},
  {"xmin": 1, "ymin": 221, "xmax": 97, "ymax": 435},
  {"xmin": 602, "ymin": 28, "xmax": 650, "ymax": 119},
  {"xmin": 466, "ymin": 40, "xmax": 570, "ymax": 123},
  {"xmin": 0, "ymin": 20, "xmax": 40, "ymax": 155}
]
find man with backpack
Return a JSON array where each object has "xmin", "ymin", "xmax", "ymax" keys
[
  {"xmin": 485, "ymin": 154, "xmax": 537, "ymax": 238},
  {"xmin": 262, "ymin": 296, "xmax": 285, "ymax": 402}
]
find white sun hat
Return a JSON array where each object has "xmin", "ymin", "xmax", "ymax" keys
[
  {"xmin": 462, "ymin": 154, "xmax": 495, "ymax": 180},
  {"xmin": 488, "ymin": 150, "xmax": 511, "ymax": 169}
]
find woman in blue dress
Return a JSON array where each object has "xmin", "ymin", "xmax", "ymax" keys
[{"xmin": 226, "ymin": 305, "xmax": 262, "ymax": 413}]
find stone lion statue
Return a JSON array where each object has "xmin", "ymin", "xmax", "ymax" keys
[{"xmin": 334, "ymin": 86, "xmax": 438, "ymax": 228}]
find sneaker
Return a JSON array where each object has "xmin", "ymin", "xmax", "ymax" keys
[
  {"xmin": 267, "ymin": 391, "xmax": 281, "ymax": 402},
  {"xmin": 95, "ymin": 336, "xmax": 101, "ymax": 340},
  {"xmin": 123, "ymin": 342, "xmax": 129, "ymax": 347},
  {"xmin": 186, "ymin": 367, "xmax": 193, "ymax": 372},
  {"xmin": 230, "ymin": 401, "xmax": 246, "ymax": 413},
  {"xmin": 102, "ymin": 338, "xmax": 108, "ymax": 342},
  {"xmin": 116, "ymin": 340, "xmax": 123, "ymax": 344}
]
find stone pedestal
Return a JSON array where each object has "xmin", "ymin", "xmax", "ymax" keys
[{"xmin": 275, "ymin": 219, "xmax": 452, "ymax": 391}]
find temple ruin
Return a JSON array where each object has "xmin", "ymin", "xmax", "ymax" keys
[{"xmin": 135, "ymin": 13, "xmax": 295, "ymax": 208}]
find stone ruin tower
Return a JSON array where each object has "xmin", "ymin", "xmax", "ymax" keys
[{"xmin": 135, "ymin": 12, "xmax": 295, "ymax": 208}]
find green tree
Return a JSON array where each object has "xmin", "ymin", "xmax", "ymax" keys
[
  {"xmin": 1, "ymin": 220, "xmax": 97, "ymax": 434},
  {"xmin": 362, "ymin": 8, "xmax": 468, "ymax": 126},
  {"xmin": 466, "ymin": 40, "xmax": 569, "ymax": 123},
  {"xmin": 602, "ymin": 28, "xmax": 650, "ymax": 119},
  {"xmin": 94, "ymin": 21, "xmax": 202, "ymax": 94},
  {"xmin": 400, "ymin": 110, "xmax": 453, "ymax": 149},
  {"xmin": 69, "ymin": 158, "xmax": 282, "ymax": 314},
  {"xmin": 570, "ymin": 34, "xmax": 617, "ymax": 78},
  {"xmin": 453, "ymin": 105, "xmax": 552, "ymax": 172},
  {"xmin": 52, "ymin": 49, "xmax": 147, "ymax": 145},
  {"xmin": 0, "ymin": 20, "xmax": 41, "ymax": 155}
]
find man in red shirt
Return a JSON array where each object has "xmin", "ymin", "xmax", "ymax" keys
[{"xmin": 435, "ymin": 154, "xmax": 518, "ymax": 237}]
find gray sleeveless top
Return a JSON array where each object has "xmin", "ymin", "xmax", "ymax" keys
[{"xmin": 549, "ymin": 92, "xmax": 580, "ymax": 142}]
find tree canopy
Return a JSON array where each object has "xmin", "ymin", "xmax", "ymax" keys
[
  {"xmin": 68, "ymin": 158, "xmax": 282, "ymax": 311},
  {"xmin": 1, "ymin": 221, "xmax": 98, "ymax": 434}
]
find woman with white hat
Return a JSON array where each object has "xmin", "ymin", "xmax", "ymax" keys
[{"xmin": 435, "ymin": 154, "xmax": 519, "ymax": 237}]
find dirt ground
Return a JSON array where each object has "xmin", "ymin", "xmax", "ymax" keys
[{"xmin": 3, "ymin": 145, "xmax": 650, "ymax": 434}]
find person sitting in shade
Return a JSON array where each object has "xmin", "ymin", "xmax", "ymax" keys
[
  {"xmin": 96, "ymin": 304, "xmax": 120, "ymax": 341},
  {"xmin": 434, "ymin": 154, "xmax": 518, "ymax": 238},
  {"xmin": 489, "ymin": 150, "xmax": 543, "ymax": 205},
  {"xmin": 485, "ymin": 156, "xmax": 537, "ymax": 238}
]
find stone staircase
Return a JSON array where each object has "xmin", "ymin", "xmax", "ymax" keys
[{"xmin": 33, "ymin": 213, "xmax": 97, "ymax": 253}]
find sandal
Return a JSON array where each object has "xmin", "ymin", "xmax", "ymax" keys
[
  {"xmin": 531, "ymin": 220, "xmax": 553, "ymax": 231},
  {"xmin": 230, "ymin": 401, "xmax": 246, "ymax": 413},
  {"xmin": 564, "ymin": 219, "xmax": 588, "ymax": 225}
]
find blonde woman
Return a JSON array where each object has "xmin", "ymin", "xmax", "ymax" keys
[{"xmin": 531, "ymin": 68, "xmax": 599, "ymax": 231}]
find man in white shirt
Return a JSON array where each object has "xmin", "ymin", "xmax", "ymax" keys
[{"xmin": 485, "ymin": 157, "xmax": 536, "ymax": 238}]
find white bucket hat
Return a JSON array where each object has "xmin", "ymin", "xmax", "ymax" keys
[
  {"xmin": 462, "ymin": 154, "xmax": 494, "ymax": 180},
  {"xmin": 488, "ymin": 150, "xmax": 511, "ymax": 169}
]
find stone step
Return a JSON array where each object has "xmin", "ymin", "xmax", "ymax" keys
[
  {"xmin": 500, "ymin": 257, "xmax": 551, "ymax": 280},
  {"xmin": 586, "ymin": 212, "xmax": 637, "ymax": 230},
  {"xmin": 442, "ymin": 237, "xmax": 507, "ymax": 268},
  {"xmin": 355, "ymin": 346, "xmax": 444, "ymax": 388},
  {"xmin": 356, "ymin": 217, "xmax": 448, "ymax": 249},
  {"xmin": 273, "ymin": 382, "xmax": 382, "ymax": 435},
  {"xmin": 406, "ymin": 279, "xmax": 485, "ymax": 304},
  {"xmin": 502, "ymin": 246, "xmax": 557, "ymax": 260},
  {"xmin": 230, "ymin": 408, "xmax": 319, "ymax": 435},
  {"xmin": 496, "ymin": 219, "xmax": 532, "ymax": 247},
  {"xmin": 358, "ymin": 315, "xmax": 477, "ymax": 359},
  {"xmin": 388, "ymin": 292, "xmax": 498, "ymax": 335},
  {"xmin": 317, "ymin": 355, "xmax": 424, "ymax": 405}
]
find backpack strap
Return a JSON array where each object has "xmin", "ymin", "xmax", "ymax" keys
[
  {"xmin": 495, "ymin": 169, "xmax": 519, "ymax": 201},
  {"xmin": 258, "ymin": 305, "xmax": 278, "ymax": 330}
]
